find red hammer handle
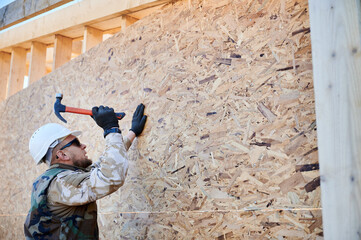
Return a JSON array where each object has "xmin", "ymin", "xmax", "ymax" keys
[
  {"xmin": 65, "ymin": 107, "xmax": 125, "ymax": 120},
  {"xmin": 66, "ymin": 107, "xmax": 92, "ymax": 116}
]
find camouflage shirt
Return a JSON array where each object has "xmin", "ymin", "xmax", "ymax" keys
[{"xmin": 24, "ymin": 133, "xmax": 130, "ymax": 240}]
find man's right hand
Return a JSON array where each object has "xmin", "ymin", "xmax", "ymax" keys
[{"xmin": 92, "ymin": 106, "xmax": 119, "ymax": 131}]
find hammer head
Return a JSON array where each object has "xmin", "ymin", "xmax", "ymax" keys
[{"xmin": 54, "ymin": 93, "xmax": 67, "ymax": 123}]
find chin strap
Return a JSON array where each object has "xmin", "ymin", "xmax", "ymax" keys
[{"xmin": 43, "ymin": 136, "xmax": 67, "ymax": 166}]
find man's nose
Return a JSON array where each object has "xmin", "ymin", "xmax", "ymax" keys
[{"xmin": 81, "ymin": 144, "xmax": 86, "ymax": 150}]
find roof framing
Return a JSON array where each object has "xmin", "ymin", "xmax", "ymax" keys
[
  {"xmin": 0, "ymin": 0, "xmax": 73, "ymax": 31},
  {"xmin": 0, "ymin": 0, "xmax": 173, "ymax": 52}
]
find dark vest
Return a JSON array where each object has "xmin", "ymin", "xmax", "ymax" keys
[{"xmin": 24, "ymin": 165, "xmax": 98, "ymax": 240}]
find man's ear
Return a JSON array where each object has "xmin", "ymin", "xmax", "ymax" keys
[{"xmin": 55, "ymin": 150, "xmax": 71, "ymax": 161}]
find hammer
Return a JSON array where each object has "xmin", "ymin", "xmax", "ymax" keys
[{"xmin": 54, "ymin": 93, "xmax": 125, "ymax": 123}]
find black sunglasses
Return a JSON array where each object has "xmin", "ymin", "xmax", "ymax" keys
[{"xmin": 60, "ymin": 138, "xmax": 81, "ymax": 150}]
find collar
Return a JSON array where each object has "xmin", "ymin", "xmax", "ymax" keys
[{"xmin": 49, "ymin": 163, "xmax": 89, "ymax": 172}]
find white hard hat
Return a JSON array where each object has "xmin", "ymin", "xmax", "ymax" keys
[{"xmin": 29, "ymin": 123, "xmax": 81, "ymax": 165}]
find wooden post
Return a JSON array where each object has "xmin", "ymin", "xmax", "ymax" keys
[
  {"xmin": 82, "ymin": 26, "xmax": 103, "ymax": 53},
  {"xmin": 309, "ymin": 1, "xmax": 361, "ymax": 239},
  {"xmin": 29, "ymin": 42, "xmax": 47, "ymax": 84},
  {"xmin": 0, "ymin": 52, "xmax": 11, "ymax": 101},
  {"xmin": 53, "ymin": 34, "xmax": 72, "ymax": 70},
  {"xmin": 120, "ymin": 15, "xmax": 138, "ymax": 31},
  {"xmin": 7, "ymin": 47, "xmax": 27, "ymax": 97},
  {"xmin": 356, "ymin": 1, "xmax": 361, "ymax": 44}
]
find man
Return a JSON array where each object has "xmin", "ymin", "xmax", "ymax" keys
[{"xmin": 24, "ymin": 104, "xmax": 147, "ymax": 239}]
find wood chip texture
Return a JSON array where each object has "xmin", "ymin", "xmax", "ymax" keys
[{"xmin": 0, "ymin": 0, "xmax": 322, "ymax": 239}]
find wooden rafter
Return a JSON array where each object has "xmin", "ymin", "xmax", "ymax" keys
[
  {"xmin": 29, "ymin": 42, "xmax": 47, "ymax": 84},
  {"xmin": 8, "ymin": 47, "xmax": 27, "ymax": 97},
  {"xmin": 0, "ymin": 52, "xmax": 11, "ymax": 100}
]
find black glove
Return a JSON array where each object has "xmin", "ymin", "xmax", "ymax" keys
[
  {"xmin": 130, "ymin": 103, "xmax": 147, "ymax": 136},
  {"xmin": 92, "ymin": 105, "xmax": 119, "ymax": 131}
]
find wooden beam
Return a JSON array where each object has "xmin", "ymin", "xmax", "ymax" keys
[
  {"xmin": 28, "ymin": 41, "xmax": 47, "ymax": 84},
  {"xmin": 53, "ymin": 35, "xmax": 72, "ymax": 70},
  {"xmin": 120, "ymin": 15, "xmax": 139, "ymax": 31},
  {"xmin": 0, "ymin": 0, "xmax": 73, "ymax": 31},
  {"xmin": 0, "ymin": 0, "xmax": 173, "ymax": 51},
  {"xmin": 309, "ymin": 1, "xmax": 361, "ymax": 239},
  {"xmin": 0, "ymin": 52, "xmax": 11, "ymax": 101},
  {"xmin": 7, "ymin": 47, "xmax": 27, "ymax": 97},
  {"xmin": 82, "ymin": 26, "xmax": 103, "ymax": 53}
]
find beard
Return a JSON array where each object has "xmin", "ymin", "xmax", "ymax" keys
[{"xmin": 73, "ymin": 158, "xmax": 93, "ymax": 169}]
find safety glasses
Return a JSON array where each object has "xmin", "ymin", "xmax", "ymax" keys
[{"xmin": 60, "ymin": 138, "xmax": 81, "ymax": 150}]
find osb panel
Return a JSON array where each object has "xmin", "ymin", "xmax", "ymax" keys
[{"xmin": 0, "ymin": 0, "xmax": 322, "ymax": 239}]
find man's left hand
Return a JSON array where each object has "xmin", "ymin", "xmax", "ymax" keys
[{"xmin": 130, "ymin": 103, "xmax": 147, "ymax": 136}]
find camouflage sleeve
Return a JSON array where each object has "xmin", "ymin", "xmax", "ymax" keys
[
  {"xmin": 123, "ymin": 135, "xmax": 132, "ymax": 151},
  {"xmin": 89, "ymin": 135, "xmax": 131, "ymax": 167},
  {"xmin": 47, "ymin": 132, "xmax": 129, "ymax": 206}
]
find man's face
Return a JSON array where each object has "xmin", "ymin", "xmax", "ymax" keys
[{"xmin": 59, "ymin": 135, "xmax": 92, "ymax": 168}]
